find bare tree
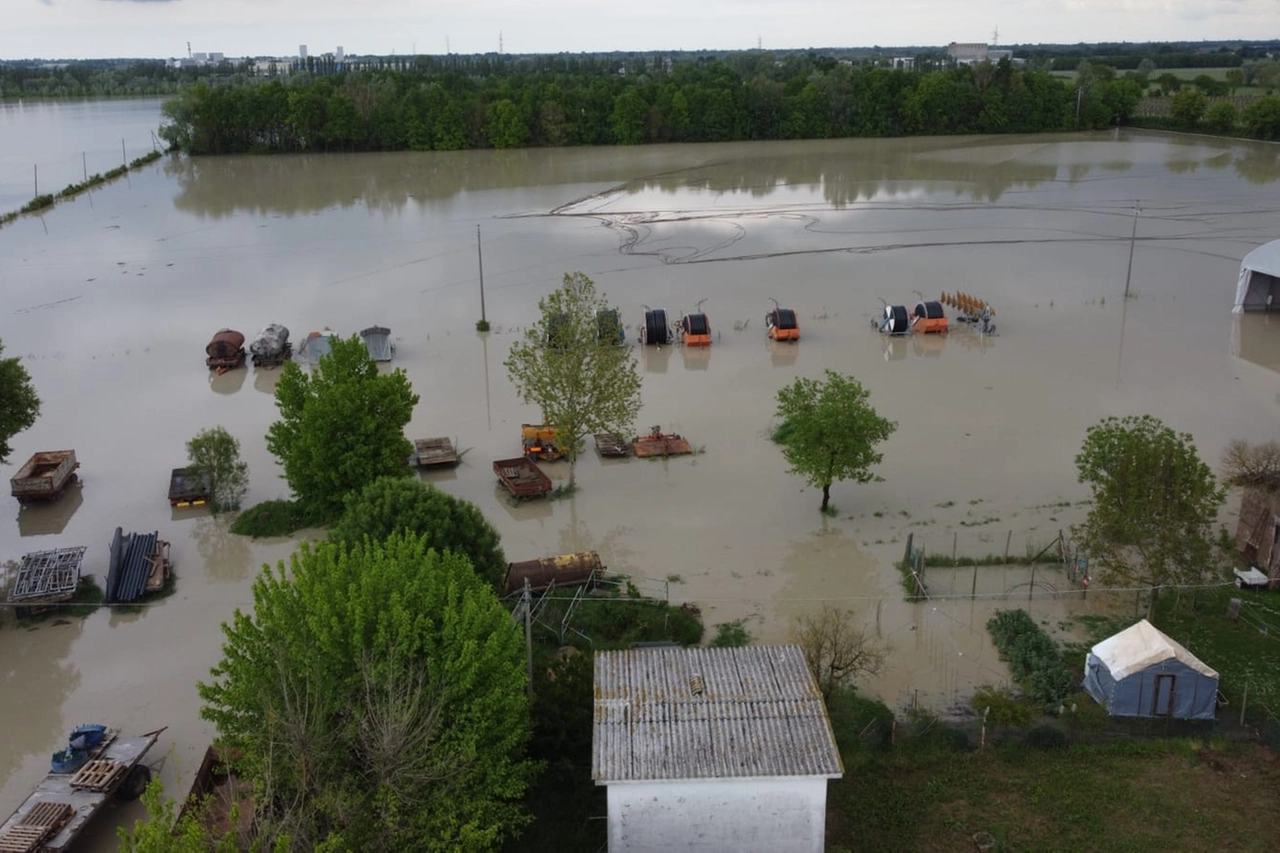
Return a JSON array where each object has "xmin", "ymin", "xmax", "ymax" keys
[
  {"xmin": 1222, "ymin": 439, "xmax": 1280, "ymax": 493},
  {"xmin": 791, "ymin": 605, "xmax": 886, "ymax": 700}
]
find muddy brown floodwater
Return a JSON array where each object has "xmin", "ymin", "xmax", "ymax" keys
[{"xmin": 3, "ymin": 103, "xmax": 1280, "ymax": 847}]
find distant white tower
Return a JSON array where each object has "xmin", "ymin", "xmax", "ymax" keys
[
  {"xmin": 299, "ymin": 44, "xmax": 308, "ymax": 59},
  {"xmin": 336, "ymin": 45, "xmax": 344, "ymax": 62}
]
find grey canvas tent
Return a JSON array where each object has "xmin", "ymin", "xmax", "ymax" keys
[
  {"xmin": 360, "ymin": 325, "xmax": 394, "ymax": 362},
  {"xmin": 1233, "ymin": 239, "xmax": 1280, "ymax": 313},
  {"xmin": 1082, "ymin": 619, "xmax": 1219, "ymax": 720}
]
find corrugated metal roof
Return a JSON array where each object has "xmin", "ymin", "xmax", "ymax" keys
[{"xmin": 592, "ymin": 645, "xmax": 843, "ymax": 783}]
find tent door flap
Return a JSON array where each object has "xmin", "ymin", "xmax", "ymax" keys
[{"xmin": 1152, "ymin": 674, "xmax": 1175, "ymax": 716}]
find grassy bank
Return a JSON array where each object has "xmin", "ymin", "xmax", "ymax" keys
[
  {"xmin": 0, "ymin": 149, "xmax": 164, "ymax": 229},
  {"xmin": 230, "ymin": 499, "xmax": 327, "ymax": 538},
  {"xmin": 829, "ymin": 738, "xmax": 1280, "ymax": 852}
]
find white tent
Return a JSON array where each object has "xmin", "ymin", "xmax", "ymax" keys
[
  {"xmin": 1233, "ymin": 239, "xmax": 1280, "ymax": 314},
  {"xmin": 1082, "ymin": 619, "xmax": 1219, "ymax": 720}
]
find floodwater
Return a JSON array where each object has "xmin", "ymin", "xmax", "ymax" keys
[{"xmin": 3, "ymin": 98, "xmax": 1280, "ymax": 844}]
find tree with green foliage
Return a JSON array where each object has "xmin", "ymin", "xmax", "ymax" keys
[
  {"xmin": 1170, "ymin": 88, "xmax": 1209, "ymax": 129},
  {"xmin": 504, "ymin": 272, "xmax": 642, "ymax": 490},
  {"xmin": 186, "ymin": 426, "xmax": 249, "ymax": 512},
  {"xmin": 1074, "ymin": 415, "xmax": 1225, "ymax": 623},
  {"xmin": 773, "ymin": 370, "xmax": 896, "ymax": 512},
  {"xmin": 199, "ymin": 534, "xmax": 535, "ymax": 851},
  {"xmin": 266, "ymin": 335, "xmax": 417, "ymax": 520},
  {"xmin": 329, "ymin": 476, "xmax": 507, "ymax": 588},
  {"xmin": 0, "ymin": 337, "xmax": 40, "ymax": 465},
  {"xmin": 118, "ymin": 778, "xmax": 257, "ymax": 853},
  {"xmin": 1203, "ymin": 101, "xmax": 1239, "ymax": 135},
  {"xmin": 1242, "ymin": 96, "xmax": 1280, "ymax": 140}
]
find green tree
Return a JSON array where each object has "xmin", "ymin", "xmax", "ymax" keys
[
  {"xmin": 1170, "ymin": 88, "xmax": 1208, "ymax": 129},
  {"xmin": 1242, "ymin": 96, "xmax": 1280, "ymax": 140},
  {"xmin": 329, "ymin": 476, "xmax": 507, "ymax": 588},
  {"xmin": 1204, "ymin": 101, "xmax": 1239, "ymax": 135},
  {"xmin": 610, "ymin": 88, "xmax": 648, "ymax": 144},
  {"xmin": 1225, "ymin": 68, "xmax": 1245, "ymax": 94},
  {"xmin": 266, "ymin": 336, "xmax": 417, "ymax": 520},
  {"xmin": 199, "ymin": 535, "xmax": 534, "ymax": 851},
  {"xmin": 118, "ymin": 778, "xmax": 255, "ymax": 852},
  {"xmin": 0, "ymin": 338, "xmax": 40, "ymax": 465},
  {"xmin": 773, "ymin": 370, "xmax": 896, "ymax": 512},
  {"xmin": 504, "ymin": 272, "xmax": 642, "ymax": 490},
  {"xmin": 486, "ymin": 99, "xmax": 529, "ymax": 149},
  {"xmin": 186, "ymin": 426, "xmax": 249, "ymax": 513},
  {"xmin": 1074, "ymin": 415, "xmax": 1225, "ymax": 623}
]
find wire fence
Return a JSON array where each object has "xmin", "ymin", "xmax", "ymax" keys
[{"xmin": 0, "ymin": 133, "xmax": 163, "ymax": 214}]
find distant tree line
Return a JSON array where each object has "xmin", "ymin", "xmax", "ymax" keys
[
  {"xmin": 159, "ymin": 56, "xmax": 1159, "ymax": 155},
  {"xmin": 0, "ymin": 60, "xmax": 247, "ymax": 97}
]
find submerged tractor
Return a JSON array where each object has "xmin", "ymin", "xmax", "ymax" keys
[
  {"xmin": 766, "ymin": 298, "xmax": 800, "ymax": 341},
  {"xmin": 678, "ymin": 299, "xmax": 712, "ymax": 347},
  {"xmin": 522, "ymin": 424, "xmax": 564, "ymax": 461}
]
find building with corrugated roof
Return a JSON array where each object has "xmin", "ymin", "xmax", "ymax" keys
[{"xmin": 592, "ymin": 645, "xmax": 842, "ymax": 852}]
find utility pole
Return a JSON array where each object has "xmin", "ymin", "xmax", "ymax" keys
[
  {"xmin": 1123, "ymin": 200, "xmax": 1141, "ymax": 299},
  {"xmin": 476, "ymin": 225, "xmax": 488, "ymax": 330}
]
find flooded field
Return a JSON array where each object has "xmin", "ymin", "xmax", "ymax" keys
[{"xmin": 3, "ymin": 98, "xmax": 1280, "ymax": 843}]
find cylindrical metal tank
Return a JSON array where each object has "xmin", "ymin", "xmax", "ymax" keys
[{"xmin": 503, "ymin": 551, "xmax": 603, "ymax": 595}]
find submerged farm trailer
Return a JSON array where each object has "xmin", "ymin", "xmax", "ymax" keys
[
  {"xmin": 10, "ymin": 450, "xmax": 79, "ymax": 504},
  {"xmin": 494, "ymin": 457, "xmax": 552, "ymax": 499},
  {"xmin": 0, "ymin": 728, "xmax": 164, "ymax": 853},
  {"xmin": 168, "ymin": 468, "xmax": 212, "ymax": 507}
]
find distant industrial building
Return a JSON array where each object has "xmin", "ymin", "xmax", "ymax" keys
[
  {"xmin": 593, "ymin": 645, "xmax": 842, "ymax": 852},
  {"xmin": 336, "ymin": 46, "xmax": 344, "ymax": 63},
  {"xmin": 947, "ymin": 41, "xmax": 1017, "ymax": 66},
  {"xmin": 299, "ymin": 44, "xmax": 308, "ymax": 59},
  {"xmin": 891, "ymin": 56, "xmax": 915, "ymax": 70}
]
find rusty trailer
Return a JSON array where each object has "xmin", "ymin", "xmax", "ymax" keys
[
  {"xmin": 494, "ymin": 457, "xmax": 552, "ymax": 499},
  {"xmin": 503, "ymin": 551, "xmax": 604, "ymax": 595},
  {"xmin": 632, "ymin": 427, "xmax": 694, "ymax": 458},
  {"xmin": 10, "ymin": 450, "xmax": 79, "ymax": 504},
  {"xmin": 594, "ymin": 433, "xmax": 632, "ymax": 458},
  {"xmin": 413, "ymin": 437, "xmax": 458, "ymax": 468},
  {"xmin": 0, "ymin": 728, "xmax": 164, "ymax": 853}
]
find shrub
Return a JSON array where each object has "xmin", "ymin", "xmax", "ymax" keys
[
  {"xmin": 20, "ymin": 194, "xmax": 54, "ymax": 213},
  {"xmin": 826, "ymin": 688, "xmax": 896, "ymax": 753},
  {"xmin": 972, "ymin": 684, "xmax": 1037, "ymax": 730},
  {"xmin": 1024, "ymin": 723, "xmax": 1068, "ymax": 750},
  {"xmin": 229, "ymin": 498, "xmax": 318, "ymax": 537},
  {"xmin": 709, "ymin": 620, "xmax": 752, "ymax": 647},
  {"xmin": 986, "ymin": 609, "xmax": 1075, "ymax": 706}
]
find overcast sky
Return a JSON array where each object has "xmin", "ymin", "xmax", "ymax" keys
[{"xmin": 1, "ymin": 0, "xmax": 1275, "ymax": 60}]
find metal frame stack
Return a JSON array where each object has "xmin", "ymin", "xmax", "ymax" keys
[{"xmin": 8, "ymin": 547, "xmax": 86, "ymax": 607}]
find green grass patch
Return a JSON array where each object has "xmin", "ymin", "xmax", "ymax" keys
[
  {"xmin": 230, "ymin": 499, "xmax": 326, "ymax": 538},
  {"xmin": 1156, "ymin": 584, "xmax": 1280, "ymax": 718},
  {"xmin": 709, "ymin": 619, "xmax": 752, "ymax": 647},
  {"xmin": 828, "ymin": 738, "xmax": 1280, "ymax": 852},
  {"xmin": 19, "ymin": 194, "xmax": 54, "ymax": 213}
]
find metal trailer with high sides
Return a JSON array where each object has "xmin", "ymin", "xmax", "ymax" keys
[{"xmin": 10, "ymin": 450, "xmax": 79, "ymax": 504}]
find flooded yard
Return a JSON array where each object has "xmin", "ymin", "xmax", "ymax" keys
[{"xmin": 2, "ymin": 100, "xmax": 1280, "ymax": 844}]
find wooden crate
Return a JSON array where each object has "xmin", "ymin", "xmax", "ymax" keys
[
  {"xmin": 18, "ymin": 801, "xmax": 73, "ymax": 831},
  {"xmin": 69, "ymin": 759, "xmax": 125, "ymax": 792},
  {"xmin": 0, "ymin": 824, "xmax": 53, "ymax": 853}
]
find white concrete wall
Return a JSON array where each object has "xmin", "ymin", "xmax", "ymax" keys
[{"xmin": 606, "ymin": 776, "xmax": 830, "ymax": 853}]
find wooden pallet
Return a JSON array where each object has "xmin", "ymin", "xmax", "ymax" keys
[
  {"xmin": 18, "ymin": 801, "xmax": 73, "ymax": 832},
  {"xmin": 69, "ymin": 758, "xmax": 125, "ymax": 792},
  {"xmin": 0, "ymin": 824, "xmax": 53, "ymax": 853}
]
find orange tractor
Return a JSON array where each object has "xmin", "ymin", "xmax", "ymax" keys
[{"xmin": 522, "ymin": 424, "xmax": 564, "ymax": 461}]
